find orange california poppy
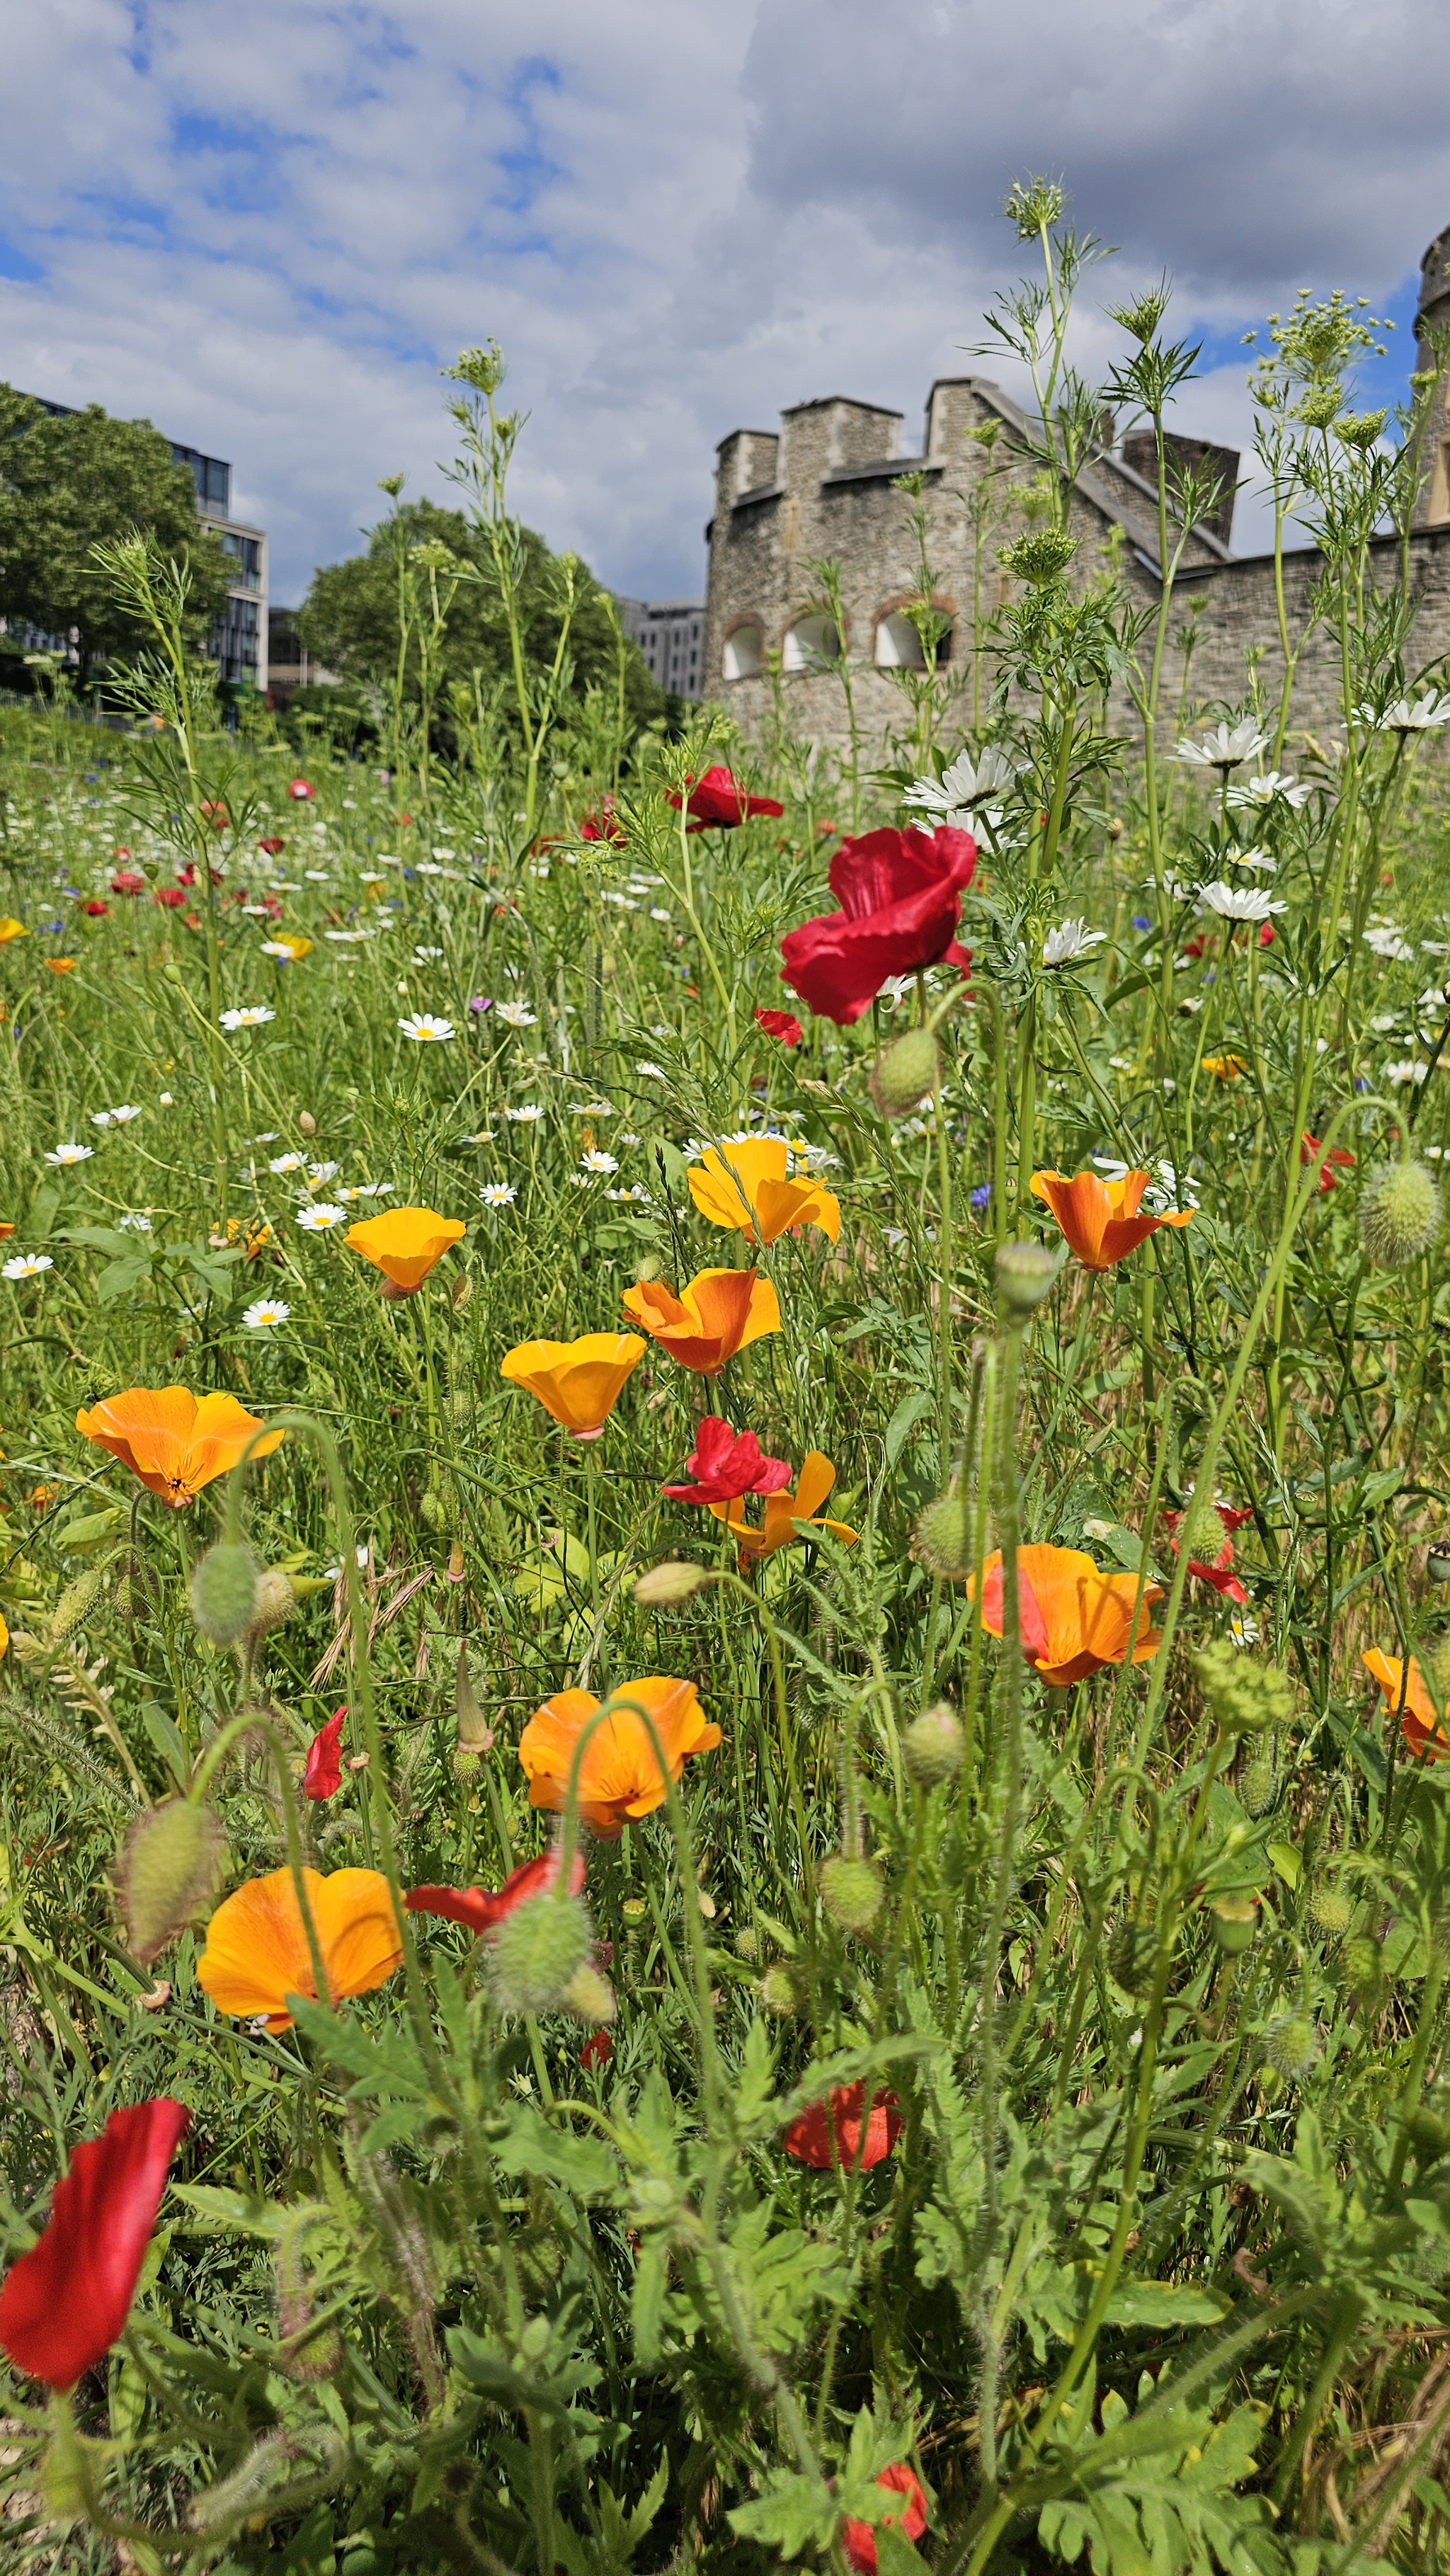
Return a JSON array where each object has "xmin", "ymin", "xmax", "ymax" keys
[
  {"xmin": 687, "ymin": 1138, "xmax": 840, "ymax": 1247},
  {"xmin": 46, "ymin": 959, "xmax": 77, "ymax": 976},
  {"xmin": 518, "ymin": 1677, "xmax": 721, "ymax": 1837},
  {"xmin": 622, "ymin": 1268, "xmax": 781, "ymax": 1375},
  {"xmin": 0, "ymin": 1225, "xmax": 13, "ymax": 1241},
  {"xmin": 969, "ymin": 1544, "xmax": 1164, "ymax": 1687},
  {"xmin": 0, "ymin": 920, "xmax": 26, "ymax": 943},
  {"xmin": 0, "ymin": 1614, "xmax": 8, "ymax": 1665},
  {"xmin": 345, "ymin": 1206, "xmax": 466, "ymax": 1294},
  {"xmin": 1201, "ymin": 1055, "xmax": 1249, "ymax": 1082},
  {"xmin": 1029, "ymin": 1170, "xmax": 1194, "ymax": 1271},
  {"xmin": 711, "ymin": 1449, "xmax": 859, "ymax": 1557},
  {"xmin": 76, "ymin": 1386, "xmax": 285, "ymax": 1507},
  {"xmin": 1362, "ymin": 1648, "xmax": 1446, "ymax": 1761},
  {"xmin": 500, "ymin": 1331, "xmax": 646, "ymax": 1437},
  {"xmin": 196, "ymin": 1867, "xmax": 403, "ymax": 2030}
]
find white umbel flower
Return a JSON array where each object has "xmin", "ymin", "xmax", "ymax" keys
[
  {"xmin": 1042, "ymin": 918, "xmax": 1108, "ymax": 967},
  {"xmin": 1175, "ymin": 718, "xmax": 1267, "ymax": 770},
  {"xmin": 1197, "ymin": 881, "xmax": 1288, "ymax": 921},
  {"xmin": 397, "ymin": 1013, "xmax": 455, "ymax": 1042}
]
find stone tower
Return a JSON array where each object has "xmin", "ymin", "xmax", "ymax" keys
[{"xmin": 1414, "ymin": 223, "xmax": 1450, "ymax": 525}]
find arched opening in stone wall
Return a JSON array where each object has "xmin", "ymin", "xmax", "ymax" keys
[
  {"xmin": 722, "ymin": 620, "xmax": 763, "ymax": 680},
  {"xmin": 874, "ymin": 610, "xmax": 927, "ymax": 668},
  {"xmin": 782, "ymin": 612, "xmax": 840, "ymax": 672}
]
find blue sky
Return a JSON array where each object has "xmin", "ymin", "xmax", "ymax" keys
[{"xmin": 1, "ymin": 0, "xmax": 1448, "ymax": 604}]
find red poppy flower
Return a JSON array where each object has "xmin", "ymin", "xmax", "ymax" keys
[
  {"xmin": 578, "ymin": 799, "xmax": 625, "ymax": 845},
  {"xmin": 258, "ymin": 836, "xmax": 286, "ymax": 857},
  {"xmin": 1163, "ymin": 1502, "xmax": 1252, "ymax": 1603},
  {"xmin": 406, "ymin": 1845, "xmax": 586, "ymax": 1937},
  {"xmin": 200, "ymin": 801, "xmax": 229, "ymax": 831},
  {"xmin": 288, "ymin": 778, "xmax": 314, "ymax": 802},
  {"xmin": 843, "ymin": 2466, "xmax": 928, "ymax": 2575},
  {"xmin": 111, "ymin": 870, "xmax": 144, "ymax": 895},
  {"xmin": 581, "ymin": 2029, "xmax": 613, "ymax": 2070},
  {"xmin": 782, "ymin": 2082, "xmax": 902, "ymax": 2170},
  {"xmin": 1301, "ymin": 1134, "xmax": 1354, "ymax": 1195},
  {"xmin": 153, "ymin": 886, "xmax": 186, "ymax": 909},
  {"xmin": 1258, "ymin": 921, "xmax": 1276, "ymax": 949},
  {"xmin": 780, "ymin": 826, "xmax": 976, "ymax": 1025},
  {"xmin": 755, "ymin": 1006, "xmax": 803, "ymax": 1046},
  {"xmin": 81, "ymin": 899, "xmax": 108, "ymax": 917},
  {"xmin": 668, "ymin": 766, "xmax": 784, "ymax": 831},
  {"xmin": 0, "ymin": 2099, "xmax": 189, "ymax": 2388},
  {"xmin": 662, "ymin": 1416, "xmax": 794, "ymax": 1506},
  {"xmin": 303, "ymin": 1706, "xmax": 347, "ymax": 1799}
]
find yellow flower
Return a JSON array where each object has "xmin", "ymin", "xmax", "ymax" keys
[
  {"xmin": 346, "ymin": 1206, "xmax": 466, "ymax": 1294},
  {"xmin": 46, "ymin": 959, "xmax": 77, "ymax": 976},
  {"xmin": 196, "ymin": 1867, "xmax": 403, "ymax": 2030},
  {"xmin": 501, "ymin": 1332, "xmax": 645, "ymax": 1437},
  {"xmin": 76, "ymin": 1386, "xmax": 285, "ymax": 1507},
  {"xmin": 0, "ymin": 920, "xmax": 27, "ymax": 943},
  {"xmin": 687, "ymin": 1138, "xmax": 840, "ymax": 1246},
  {"xmin": 712, "ymin": 1451, "xmax": 858, "ymax": 1557},
  {"xmin": 518, "ymin": 1677, "xmax": 721, "ymax": 1836},
  {"xmin": 622, "ymin": 1268, "xmax": 781, "ymax": 1376},
  {"xmin": 1201, "ymin": 1054, "xmax": 1249, "ymax": 1082}
]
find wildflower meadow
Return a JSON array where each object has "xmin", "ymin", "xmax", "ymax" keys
[{"xmin": 9, "ymin": 196, "xmax": 1450, "ymax": 2576}]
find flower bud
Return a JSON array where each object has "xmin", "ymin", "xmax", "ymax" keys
[
  {"xmin": 1239, "ymin": 1754, "xmax": 1279, "ymax": 1818},
  {"xmin": 1405, "ymin": 2105, "xmax": 1450, "ymax": 2160},
  {"xmin": 1359, "ymin": 1161, "xmax": 1441, "ymax": 1269},
  {"xmin": 246, "ymin": 1566, "xmax": 299, "ymax": 1641},
  {"xmin": 49, "ymin": 1567, "xmax": 105, "ymax": 1642},
  {"xmin": 420, "ymin": 1487, "xmax": 448, "ymax": 1529},
  {"xmin": 188, "ymin": 1541, "xmax": 262, "ymax": 1647},
  {"xmin": 117, "ymin": 1796, "xmax": 225, "ymax": 1964},
  {"xmin": 734, "ymin": 1925, "xmax": 759, "ymax": 1961},
  {"xmin": 869, "ymin": 1025, "xmax": 940, "ymax": 1119},
  {"xmin": 758, "ymin": 1961, "xmax": 800, "ymax": 2016},
  {"xmin": 561, "ymin": 1963, "xmax": 616, "ymax": 2024},
  {"xmin": 995, "ymin": 1238, "xmax": 1065, "ymax": 1314},
  {"xmin": 1339, "ymin": 1935, "xmax": 1386, "ymax": 2010},
  {"xmin": 818, "ymin": 1852, "xmax": 885, "ymax": 1934},
  {"xmin": 1003, "ymin": 526, "xmax": 1078, "ymax": 586},
  {"xmin": 903, "ymin": 1702, "xmax": 964, "ymax": 1789},
  {"xmin": 1307, "ymin": 1883, "xmax": 1353, "ymax": 1941},
  {"xmin": 489, "ymin": 1893, "xmax": 592, "ymax": 2014},
  {"xmin": 455, "ymin": 1642, "xmax": 493, "ymax": 1753},
  {"xmin": 298, "ymin": 1110, "xmax": 316, "ymax": 1136},
  {"xmin": 910, "ymin": 1491, "xmax": 976, "ymax": 1580},
  {"xmin": 1209, "ymin": 1894, "xmax": 1258, "ymax": 1954},
  {"xmin": 634, "ymin": 1560, "xmax": 709, "ymax": 1607},
  {"xmin": 1263, "ymin": 2012, "xmax": 1320, "ymax": 2082}
]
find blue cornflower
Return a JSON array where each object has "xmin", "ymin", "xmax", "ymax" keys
[
  {"xmin": 970, "ymin": 1182, "xmax": 992, "ymax": 1208},
  {"xmin": 1131, "ymin": 914, "xmax": 1151, "ymax": 930}
]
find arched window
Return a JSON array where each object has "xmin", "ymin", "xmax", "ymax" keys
[
  {"xmin": 782, "ymin": 612, "xmax": 839, "ymax": 672},
  {"xmin": 874, "ymin": 611, "xmax": 926, "ymax": 669},
  {"xmin": 723, "ymin": 620, "xmax": 763, "ymax": 680}
]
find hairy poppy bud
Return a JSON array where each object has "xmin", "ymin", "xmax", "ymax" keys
[
  {"xmin": 734, "ymin": 1925, "xmax": 759, "ymax": 1960},
  {"xmin": 1405, "ymin": 2105, "xmax": 1450, "ymax": 2160},
  {"xmin": 818, "ymin": 1852, "xmax": 885, "ymax": 1934},
  {"xmin": 904, "ymin": 1702, "xmax": 964, "ymax": 1789},
  {"xmin": 1307, "ymin": 1883, "xmax": 1352, "ymax": 1941},
  {"xmin": 489, "ymin": 1893, "xmax": 592, "ymax": 2014},
  {"xmin": 995, "ymin": 1238, "xmax": 1065, "ymax": 1314},
  {"xmin": 1209, "ymin": 1894, "xmax": 1258, "ymax": 1955},
  {"xmin": 869, "ymin": 1026, "xmax": 940, "ymax": 1119},
  {"xmin": 1239, "ymin": 1754, "xmax": 1279, "ymax": 1817},
  {"xmin": 634, "ymin": 1560, "xmax": 709, "ymax": 1606},
  {"xmin": 562, "ymin": 1963, "xmax": 616, "ymax": 2024},
  {"xmin": 117, "ymin": 1796, "xmax": 225, "ymax": 1964},
  {"xmin": 188, "ymin": 1542, "xmax": 262, "ymax": 1647},
  {"xmin": 297, "ymin": 1110, "xmax": 316, "ymax": 1136},
  {"xmin": 1359, "ymin": 1161, "xmax": 1441, "ymax": 1270},
  {"xmin": 1108, "ymin": 1915, "xmax": 1158, "ymax": 1997},
  {"xmin": 910, "ymin": 1491, "xmax": 976, "ymax": 1580},
  {"xmin": 247, "ymin": 1566, "xmax": 299, "ymax": 1641},
  {"xmin": 1340, "ymin": 1934, "xmax": 1386, "ymax": 2010},
  {"xmin": 1264, "ymin": 2012, "xmax": 1320, "ymax": 2082},
  {"xmin": 186, "ymin": 2434, "xmax": 293, "ymax": 2537},
  {"xmin": 455, "ymin": 1641, "xmax": 493, "ymax": 1753},
  {"xmin": 758, "ymin": 1961, "xmax": 800, "ymax": 2016},
  {"xmin": 420, "ymin": 1488, "xmax": 448, "ymax": 1530}
]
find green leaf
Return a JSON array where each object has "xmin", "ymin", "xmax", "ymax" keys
[
  {"xmin": 1099, "ymin": 2279, "xmax": 1231, "ymax": 2328},
  {"xmin": 1267, "ymin": 1840, "xmax": 1301, "ymax": 1888},
  {"xmin": 137, "ymin": 1699, "xmax": 189, "ymax": 1789},
  {"xmin": 885, "ymin": 1389, "xmax": 932, "ymax": 1468},
  {"xmin": 728, "ymin": 2470, "xmax": 838, "ymax": 2558}
]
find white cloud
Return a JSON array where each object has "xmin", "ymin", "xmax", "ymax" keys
[{"xmin": 0, "ymin": 0, "xmax": 1445, "ymax": 601}]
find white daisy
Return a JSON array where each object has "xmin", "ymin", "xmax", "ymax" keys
[
  {"xmin": 571, "ymin": 1101, "xmax": 614, "ymax": 1115},
  {"xmin": 416, "ymin": 861, "xmax": 445, "ymax": 876},
  {"xmin": 260, "ymin": 939, "xmax": 302, "ymax": 960},
  {"xmin": 46, "ymin": 1142, "xmax": 94, "ymax": 1166},
  {"xmin": 219, "ymin": 1005, "xmax": 275, "ymax": 1031},
  {"xmin": 1386, "ymin": 1060, "xmax": 1432, "ymax": 1085},
  {"xmin": 650, "ymin": 906, "xmax": 672, "ymax": 922},
  {"xmin": 295, "ymin": 1203, "xmax": 348, "ymax": 1230},
  {"xmin": 620, "ymin": 1129, "xmax": 642, "ymax": 1144},
  {"xmin": 1357, "ymin": 692, "xmax": 1450, "ymax": 733},
  {"xmin": 325, "ymin": 928, "xmax": 372, "ymax": 943},
  {"xmin": 1197, "ymin": 882, "xmax": 1288, "ymax": 921},
  {"xmin": 1175, "ymin": 717, "xmax": 1267, "ymax": 771},
  {"xmin": 243, "ymin": 1298, "xmax": 290, "ymax": 1329},
  {"xmin": 91, "ymin": 1105, "xmax": 142, "ymax": 1127},
  {"xmin": 1364, "ymin": 924, "xmax": 1416, "ymax": 961},
  {"xmin": 304, "ymin": 868, "xmax": 332, "ymax": 882},
  {"xmin": 494, "ymin": 1000, "xmax": 538, "ymax": 1028},
  {"xmin": 505, "ymin": 1104, "xmax": 545, "ymax": 1124},
  {"xmin": 337, "ymin": 1182, "xmax": 394, "ymax": 1202},
  {"xmin": 479, "ymin": 1181, "xmax": 517, "ymax": 1207},
  {"xmin": 1042, "ymin": 918, "xmax": 1108, "ymax": 967},
  {"xmin": 268, "ymin": 1152, "xmax": 305, "ymax": 1175},
  {"xmin": 158, "ymin": 1091, "xmax": 174, "ymax": 1105},
  {"xmin": 307, "ymin": 1161, "xmax": 341, "ymax": 1183},
  {"xmin": 1226, "ymin": 770, "xmax": 1313, "ymax": 811},
  {"xmin": 3, "ymin": 1253, "xmax": 52, "ymax": 1280},
  {"xmin": 398, "ymin": 1013, "xmax": 455, "ymax": 1042},
  {"xmin": 581, "ymin": 1149, "xmax": 619, "ymax": 1175},
  {"xmin": 118, "ymin": 1212, "xmax": 153, "ymax": 1232},
  {"xmin": 1223, "ymin": 844, "xmax": 1276, "ymax": 872},
  {"xmin": 634, "ymin": 1060, "xmax": 670, "ymax": 1081},
  {"xmin": 906, "ymin": 746, "xmax": 1015, "ymax": 819}
]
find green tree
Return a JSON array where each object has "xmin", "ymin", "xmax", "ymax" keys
[
  {"xmin": 0, "ymin": 388, "xmax": 232, "ymax": 675},
  {"xmin": 298, "ymin": 495, "xmax": 663, "ymax": 735}
]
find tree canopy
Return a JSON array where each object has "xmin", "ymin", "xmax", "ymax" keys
[
  {"xmin": 0, "ymin": 389, "xmax": 232, "ymax": 674},
  {"xmin": 298, "ymin": 496, "xmax": 663, "ymax": 731}
]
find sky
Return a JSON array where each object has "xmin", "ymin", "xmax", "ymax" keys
[{"xmin": 2, "ymin": 0, "xmax": 1449, "ymax": 607}]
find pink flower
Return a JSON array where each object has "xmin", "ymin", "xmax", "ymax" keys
[{"xmin": 662, "ymin": 1416, "xmax": 794, "ymax": 1507}]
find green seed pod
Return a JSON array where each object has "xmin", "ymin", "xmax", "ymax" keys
[
  {"xmin": 758, "ymin": 1961, "xmax": 800, "ymax": 2017},
  {"xmin": 911, "ymin": 1491, "xmax": 976, "ymax": 1580},
  {"xmin": 452, "ymin": 1747, "xmax": 482, "ymax": 1782},
  {"xmin": 869, "ymin": 1025, "xmax": 940, "ymax": 1120},
  {"xmin": 489, "ymin": 1893, "xmax": 591, "ymax": 2014},
  {"xmin": 995, "ymin": 1239, "xmax": 1066, "ymax": 1314},
  {"xmin": 818, "ymin": 1852, "xmax": 885, "ymax": 1934},
  {"xmin": 903, "ymin": 1702, "xmax": 964, "ymax": 1790},
  {"xmin": 1239, "ymin": 1753, "xmax": 1279, "ymax": 1817},
  {"xmin": 117, "ymin": 1797, "xmax": 225, "ymax": 1965},
  {"xmin": 1264, "ymin": 2012, "xmax": 1320, "ymax": 2082},
  {"xmin": 561, "ymin": 1963, "xmax": 616, "ymax": 2025},
  {"xmin": 48, "ymin": 1566, "xmax": 105, "ymax": 1643},
  {"xmin": 1406, "ymin": 2105, "xmax": 1450, "ymax": 2160},
  {"xmin": 1307, "ymin": 1883, "xmax": 1353, "ymax": 1942},
  {"xmin": 1209, "ymin": 1894, "xmax": 1258, "ymax": 1955},
  {"xmin": 1359, "ymin": 1161, "xmax": 1442, "ymax": 1270},
  {"xmin": 188, "ymin": 1542, "xmax": 262, "ymax": 1646},
  {"xmin": 1339, "ymin": 1935, "xmax": 1387, "ymax": 2010},
  {"xmin": 420, "ymin": 1488, "xmax": 448, "ymax": 1531}
]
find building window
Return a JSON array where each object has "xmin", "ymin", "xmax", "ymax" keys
[
  {"xmin": 874, "ymin": 612, "xmax": 927, "ymax": 670},
  {"xmin": 723, "ymin": 620, "xmax": 763, "ymax": 680},
  {"xmin": 782, "ymin": 612, "xmax": 839, "ymax": 672}
]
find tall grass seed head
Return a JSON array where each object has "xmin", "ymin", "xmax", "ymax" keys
[
  {"xmin": 188, "ymin": 1541, "xmax": 262, "ymax": 1648},
  {"xmin": 869, "ymin": 1025, "xmax": 940, "ymax": 1119},
  {"xmin": 489, "ymin": 1891, "xmax": 592, "ymax": 2014},
  {"xmin": 910, "ymin": 1490, "xmax": 976, "ymax": 1580},
  {"xmin": 904, "ymin": 1701, "xmax": 964, "ymax": 1789},
  {"xmin": 818, "ymin": 1851, "xmax": 885, "ymax": 1934},
  {"xmin": 117, "ymin": 1796, "xmax": 225, "ymax": 1964},
  {"xmin": 1359, "ymin": 1160, "xmax": 1441, "ymax": 1270}
]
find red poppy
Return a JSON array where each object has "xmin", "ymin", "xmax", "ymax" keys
[
  {"xmin": 1258, "ymin": 921, "xmax": 1276, "ymax": 949},
  {"xmin": 258, "ymin": 836, "xmax": 286, "ymax": 857},
  {"xmin": 782, "ymin": 2082, "xmax": 902, "ymax": 2170},
  {"xmin": 1301, "ymin": 1133, "xmax": 1355, "ymax": 1195},
  {"xmin": 84, "ymin": 899, "xmax": 110, "ymax": 916},
  {"xmin": 288, "ymin": 778, "xmax": 314, "ymax": 802},
  {"xmin": 668, "ymin": 766, "xmax": 784, "ymax": 831},
  {"xmin": 0, "ymin": 2098, "xmax": 189, "ymax": 2388},
  {"xmin": 111, "ymin": 870, "xmax": 144, "ymax": 895},
  {"xmin": 662, "ymin": 1416, "xmax": 793, "ymax": 1507},
  {"xmin": 780, "ymin": 826, "xmax": 976, "ymax": 1025},
  {"xmin": 755, "ymin": 1006, "xmax": 803, "ymax": 1046},
  {"xmin": 200, "ymin": 801, "xmax": 229, "ymax": 831},
  {"xmin": 303, "ymin": 1706, "xmax": 346, "ymax": 1800},
  {"xmin": 581, "ymin": 2029, "xmax": 613, "ymax": 2070},
  {"xmin": 843, "ymin": 2466, "xmax": 928, "ymax": 2575},
  {"xmin": 406, "ymin": 1845, "xmax": 586, "ymax": 1937},
  {"xmin": 578, "ymin": 799, "xmax": 625, "ymax": 845},
  {"xmin": 153, "ymin": 886, "xmax": 186, "ymax": 909},
  {"xmin": 1163, "ymin": 1502, "xmax": 1252, "ymax": 1603}
]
